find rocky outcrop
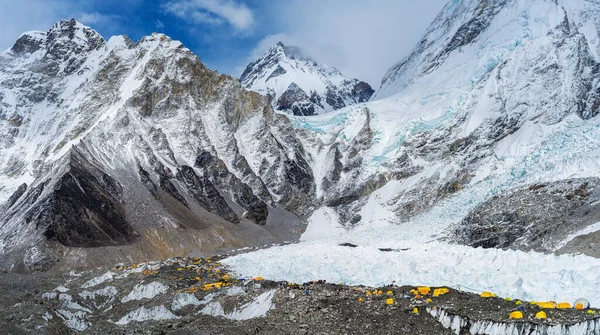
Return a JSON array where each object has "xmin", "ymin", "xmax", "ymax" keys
[
  {"xmin": 194, "ymin": 151, "xmax": 269, "ymax": 225},
  {"xmin": 31, "ymin": 147, "xmax": 138, "ymax": 248},
  {"xmin": 454, "ymin": 178, "xmax": 600, "ymax": 254}
]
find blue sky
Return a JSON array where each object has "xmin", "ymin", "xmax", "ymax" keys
[{"xmin": 0, "ymin": 0, "xmax": 448, "ymax": 86}]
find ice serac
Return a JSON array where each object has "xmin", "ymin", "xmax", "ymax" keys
[
  {"xmin": 0, "ymin": 20, "xmax": 310, "ymax": 271},
  {"xmin": 240, "ymin": 42, "xmax": 374, "ymax": 116},
  {"xmin": 284, "ymin": 0, "xmax": 600, "ymax": 238}
]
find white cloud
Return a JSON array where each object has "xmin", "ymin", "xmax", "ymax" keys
[
  {"xmin": 156, "ymin": 19, "xmax": 165, "ymax": 29},
  {"xmin": 162, "ymin": 0, "xmax": 254, "ymax": 32},
  {"xmin": 244, "ymin": 0, "xmax": 448, "ymax": 88}
]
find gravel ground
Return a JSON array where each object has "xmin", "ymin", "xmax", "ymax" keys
[{"xmin": 1, "ymin": 256, "xmax": 599, "ymax": 335}]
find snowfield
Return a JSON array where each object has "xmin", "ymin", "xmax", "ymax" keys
[{"xmin": 224, "ymin": 220, "xmax": 600, "ymax": 307}]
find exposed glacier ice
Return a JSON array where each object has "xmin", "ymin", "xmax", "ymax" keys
[
  {"xmin": 121, "ymin": 282, "xmax": 168, "ymax": 303},
  {"xmin": 115, "ymin": 305, "xmax": 179, "ymax": 325},
  {"xmin": 171, "ymin": 293, "xmax": 203, "ymax": 311},
  {"xmin": 224, "ymin": 221, "xmax": 600, "ymax": 306},
  {"xmin": 199, "ymin": 290, "xmax": 276, "ymax": 320},
  {"xmin": 82, "ymin": 272, "xmax": 115, "ymax": 289},
  {"xmin": 79, "ymin": 286, "xmax": 118, "ymax": 300},
  {"xmin": 226, "ymin": 289, "xmax": 276, "ymax": 321}
]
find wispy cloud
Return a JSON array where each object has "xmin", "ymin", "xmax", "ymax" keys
[
  {"xmin": 156, "ymin": 19, "xmax": 165, "ymax": 29},
  {"xmin": 77, "ymin": 12, "xmax": 121, "ymax": 26},
  {"xmin": 162, "ymin": 0, "xmax": 254, "ymax": 32},
  {"xmin": 246, "ymin": 0, "xmax": 448, "ymax": 87}
]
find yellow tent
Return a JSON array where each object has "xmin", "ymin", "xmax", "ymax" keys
[
  {"xmin": 509, "ymin": 311, "xmax": 523, "ymax": 319},
  {"xmin": 557, "ymin": 302, "xmax": 572, "ymax": 309},
  {"xmin": 535, "ymin": 311, "xmax": 547, "ymax": 319},
  {"xmin": 433, "ymin": 288, "xmax": 450, "ymax": 297},
  {"xmin": 480, "ymin": 291, "xmax": 494, "ymax": 298},
  {"xmin": 417, "ymin": 286, "xmax": 431, "ymax": 295}
]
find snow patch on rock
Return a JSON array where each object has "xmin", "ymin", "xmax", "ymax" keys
[{"xmin": 226, "ymin": 289, "xmax": 276, "ymax": 320}]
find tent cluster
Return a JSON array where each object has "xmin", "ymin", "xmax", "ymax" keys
[
  {"xmin": 475, "ymin": 290, "xmax": 596, "ymax": 320},
  {"xmin": 107, "ymin": 258, "xmax": 600, "ymax": 325},
  {"xmin": 110, "ymin": 262, "xmax": 161, "ymax": 273},
  {"xmin": 359, "ymin": 286, "xmax": 452, "ymax": 307},
  {"xmin": 276, "ymin": 279, "xmax": 328, "ymax": 293},
  {"xmin": 408, "ymin": 286, "xmax": 450, "ymax": 300},
  {"xmin": 531, "ymin": 301, "xmax": 573, "ymax": 309}
]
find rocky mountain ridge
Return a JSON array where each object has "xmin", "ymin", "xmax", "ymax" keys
[
  {"xmin": 0, "ymin": 19, "xmax": 312, "ymax": 271},
  {"xmin": 240, "ymin": 42, "xmax": 374, "ymax": 116}
]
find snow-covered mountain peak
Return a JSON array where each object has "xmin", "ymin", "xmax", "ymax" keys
[
  {"xmin": 45, "ymin": 19, "xmax": 105, "ymax": 58},
  {"xmin": 0, "ymin": 20, "xmax": 315, "ymax": 271},
  {"xmin": 240, "ymin": 42, "xmax": 373, "ymax": 116},
  {"xmin": 267, "ymin": 41, "xmax": 316, "ymax": 63},
  {"xmin": 374, "ymin": 0, "xmax": 600, "ymax": 100}
]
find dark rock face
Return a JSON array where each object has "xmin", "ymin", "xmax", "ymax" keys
[
  {"xmin": 176, "ymin": 165, "xmax": 239, "ymax": 224},
  {"xmin": 274, "ymin": 80, "xmax": 374, "ymax": 116},
  {"xmin": 32, "ymin": 148, "xmax": 138, "ymax": 248},
  {"xmin": 44, "ymin": 19, "xmax": 106, "ymax": 75},
  {"xmin": 3, "ymin": 183, "xmax": 27, "ymax": 210},
  {"xmin": 265, "ymin": 65, "xmax": 286, "ymax": 81},
  {"xmin": 11, "ymin": 33, "xmax": 45, "ymax": 54},
  {"xmin": 352, "ymin": 81, "xmax": 375, "ymax": 103},
  {"xmin": 195, "ymin": 151, "xmax": 269, "ymax": 225},
  {"xmin": 277, "ymin": 83, "xmax": 316, "ymax": 116},
  {"xmin": 454, "ymin": 178, "xmax": 600, "ymax": 252}
]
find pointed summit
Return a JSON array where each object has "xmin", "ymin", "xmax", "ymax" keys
[
  {"xmin": 45, "ymin": 19, "xmax": 105, "ymax": 59},
  {"xmin": 240, "ymin": 42, "xmax": 373, "ymax": 116},
  {"xmin": 9, "ymin": 19, "xmax": 105, "ymax": 58}
]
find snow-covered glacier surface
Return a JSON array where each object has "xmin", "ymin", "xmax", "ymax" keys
[
  {"xmin": 224, "ymin": 216, "xmax": 600, "ymax": 306},
  {"xmin": 224, "ymin": 110, "xmax": 600, "ymax": 306}
]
